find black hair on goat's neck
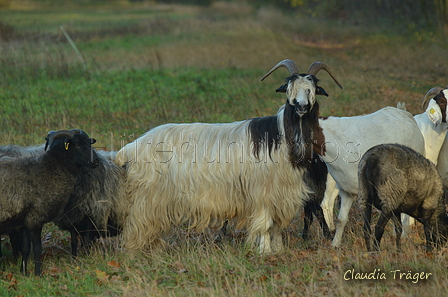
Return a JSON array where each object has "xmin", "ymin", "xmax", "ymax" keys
[{"xmin": 283, "ymin": 98, "xmax": 320, "ymax": 169}]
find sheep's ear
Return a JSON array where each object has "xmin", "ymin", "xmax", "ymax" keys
[
  {"xmin": 316, "ymin": 86, "xmax": 329, "ymax": 97},
  {"xmin": 426, "ymin": 99, "xmax": 443, "ymax": 127},
  {"xmin": 275, "ymin": 84, "xmax": 287, "ymax": 93},
  {"xmin": 44, "ymin": 130, "xmax": 56, "ymax": 151}
]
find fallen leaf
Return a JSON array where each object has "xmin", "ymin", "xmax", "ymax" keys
[
  {"xmin": 174, "ymin": 261, "xmax": 187, "ymax": 273},
  {"xmin": 107, "ymin": 260, "xmax": 121, "ymax": 268},
  {"xmin": 95, "ymin": 269, "xmax": 109, "ymax": 283},
  {"xmin": 291, "ymin": 269, "xmax": 302, "ymax": 279}
]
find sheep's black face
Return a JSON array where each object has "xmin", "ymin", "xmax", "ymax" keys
[
  {"xmin": 286, "ymin": 74, "xmax": 318, "ymax": 117},
  {"xmin": 48, "ymin": 133, "xmax": 99, "ymax": 169},
  {"xmin": 68, "ymin": 135, "xmax": 99, "ymax": 169}
]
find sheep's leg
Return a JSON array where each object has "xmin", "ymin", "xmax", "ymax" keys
[
  {"xmin": 374, "ymin": 212, "xmax": 392, "ymax": 251},
  {"xmin": 392, "ymin": 212, "xmax": 403, "ymax": 252},
  {"xmin": 29, "ymin": 227, "xmax": 43, "ymax": 276},
  {"xmin": 321, "ymin": 174, "xmax": 338, "ymax": 231},
  {"xmin": 9, "ymin": 230, "xmax": 22, "ymax": 260},
  {"xmin": 331, "ymin": 190, "xmax": 353, "ymax": 247},
  {"xmin": 423, "ymin": 222, "xmax": 435, "ymax": 252},
  {"xmin": 362, "ymin": 199, "xmax": 373, "ymax": 252},
  {"xmin": 83, "ymin": 220, "xmax": 95, "ymax": 248},
  {"xmin": 69, "ymin": 227, "xmax": 79, "ymax": 257},
  {"xmin": 19, "ymin": 228, "xmax": 30, "ymax": 276}
]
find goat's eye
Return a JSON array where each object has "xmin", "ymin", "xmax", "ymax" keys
[{"xmin": 306, "ymin": 76, "xmax": 312, "ymax": 81}]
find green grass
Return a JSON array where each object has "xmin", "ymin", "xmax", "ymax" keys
[{"xmin": 1, "ymin": 1, "xmax": 448, "ymax": 296}]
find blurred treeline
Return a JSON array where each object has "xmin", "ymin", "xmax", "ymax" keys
[
  {"xmin": 2, "ymin": 0, "xmax": 447, "ymax": 31},
  {"xmin": 160, "ymin": 0, "xmax": 448, "ymax": 30}
]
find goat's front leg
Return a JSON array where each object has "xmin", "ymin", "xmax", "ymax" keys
[
  {"xmin": 321, "ymin": 174, "xmax": 338, "ymax": 232},
  {"xmin": 331, "ymin": 190, "xmax": 353, "ymax": 247}
]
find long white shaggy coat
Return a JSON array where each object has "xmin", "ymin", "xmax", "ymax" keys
[{"xmin": 115, "ymin": 108, "xmax": 311, "ymax": 253}]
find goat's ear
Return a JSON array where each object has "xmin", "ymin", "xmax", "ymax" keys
[
  {"xmin": 90, "ymin": 138, "xmax": 97, "ymax": 145},
  {"xmin": 316, "ymin": 86, "xmax": 329, "ymax": 97},
  {"xmin": 426, "ymin": 99, "xmax": 443, "ymax": 127},
  {"xmin": 275, "ymin": 84, "xmax": 287, "ymax": 93}
]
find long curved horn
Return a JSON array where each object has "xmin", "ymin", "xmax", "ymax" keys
[
  {"xmin": 45, "ymin": 129, "xmax": 79, "ymax": 151},
  {"xmin": 307, "ymin": 62, "xmax": 343, "ymax": 89},
  {"xmin": 422, "ymin": 87, "xmax": 443, "ymax": 110},
  {"xmin": 261, "ymin": 59, "xmax": 299, "ymax": 81}
]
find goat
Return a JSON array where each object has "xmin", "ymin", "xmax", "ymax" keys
[
  {"xmin": 0, "ymin": 129, "xmax": 98, "ymax": 276},
  {"xmin": 0, "ymin": 145, "xmax": 127, "ymax": 257},
  {"xmin": 359, "ymin": 143, "xmax": 447, "ymax": 252},
  {"xmin": 115, "ymin": 60, "xmax": 342, "ymax": 254}
]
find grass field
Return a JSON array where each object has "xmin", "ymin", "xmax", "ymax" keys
[{"xmin": 1, "ymin": 1, "xmax": 448, "ymax": 296}]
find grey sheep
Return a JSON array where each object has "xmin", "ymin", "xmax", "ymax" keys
[
  {"xmin": 358, "ymin": 143, "xmax": 448, "ymax": 252},
  {"xmin": 54, "ymin": 149, "xmax": 127, "ymax": 256},
  {"xmin": 0, "ymin": 129, "xmax": 99, "ymax": 276},
  {"xmin": 0, "ymin": 145, "xmax": 127, "ymax": 257}
]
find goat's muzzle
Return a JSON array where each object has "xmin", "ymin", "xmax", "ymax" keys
[{"xmin": 295, "ymin": 103, "xmax": 310, "ymax": 117}]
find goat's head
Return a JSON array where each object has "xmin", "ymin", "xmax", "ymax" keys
[
  {"xmin": 261, "ymin": 60, "xmax": 342, "ymax": 117},
  {"xmin": 422, "ymin": 87, "xmax": 448, "ymax": 127},
  {"xmin": 45, "ymin": 129, "xmax": 99, "ymax": 169}
]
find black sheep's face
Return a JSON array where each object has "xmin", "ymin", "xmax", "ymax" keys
[
  {"xmin": 70, "ymin": 135, "xmax": 99, "ymax": 168},
  {"xmin": 285, "ymin": 74, "xmax": 319, "ymax": 117},
  {"xmin": 61, "ymin": 135, "xmax": 99, "ymax": 169}
]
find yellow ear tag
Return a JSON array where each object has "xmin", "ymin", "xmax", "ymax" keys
[
  {"xmin": 65, "ymin": 142, "xmax": 70, "ymax": 150},
  {"xmin": 430, "ymin": 108, "xmax": 436, "ymax": 114}
]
